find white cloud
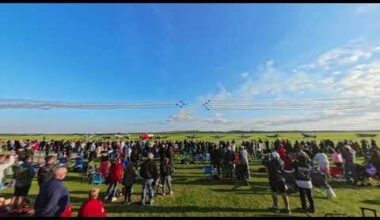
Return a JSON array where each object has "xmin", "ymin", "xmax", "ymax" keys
[
  {"xmin": 355, "ymin": 4, "xmax": 380, "ymax": 14},
  {"xmin": 199, "ymin": 40, "xmax": 380, "ymax": 131},
  {"xmin": 204, "ymin": 113, "xmax": 228, "ymax": 124},
  {"xmin": 241, "ymin": 72, "xmax": 250, "ymax": 79},
  {"xmin": 167, "ymin": 108, "xmax": 195, "ymax": 122}
]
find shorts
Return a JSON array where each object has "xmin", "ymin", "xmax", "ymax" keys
[
  {"xmin": 269, "ymin": 179, "xmax": 287, "ymax": 194},
  {"xmin": 14, "ymin": 184, "xmax": 31, "ymax": 197}
]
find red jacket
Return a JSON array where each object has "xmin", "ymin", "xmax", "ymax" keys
[
  {"xmin": 108, "ymin": 162, "xmax": 123, "ymax": 183},
  {"xmin": 277, "ymin": 146, "xmax": 294, "ymax": 171},
  {"xmin": 78, "ymin": 199, "xmax": 106, "ymax": 217}
]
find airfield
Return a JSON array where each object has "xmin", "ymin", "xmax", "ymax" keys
[{"xmin": 1, "ymin": 131, "xmax": 379, "ymax": 217}]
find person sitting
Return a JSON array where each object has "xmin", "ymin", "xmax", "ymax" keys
[
  {"xmin": 78, "ymin": 188, "xmax": 106, "ymax": 217},
  {"xmin": 57, "ymin": 152, "xmax": 67, "ymax": 165}
]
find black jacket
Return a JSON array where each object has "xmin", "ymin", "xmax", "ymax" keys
[
  {"xmin": 140, "ymin": 159, "xmax": 159, "ymax": 180},
  {"xmin": 37, "ymin": 164, "xmax": 54, "ymax": 187},
  {"xmin": 160, "ymin": 164, "xmax": 172, "ymax": 177},
  {"xmin": 294, "ymin": 155, "xmax": 312, "ymax": 182}
]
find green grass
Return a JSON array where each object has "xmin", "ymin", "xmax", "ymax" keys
[
  {"xmin": 1, "ymin": 132, "xmax": 380, "ymax": 217},
  {"xmin": 1, "ymin": 160, "xmax": 380, "ymax": 217},
  {"xmin": 1, "ymin": 131, "xmax": 380, "ymax": 145}
]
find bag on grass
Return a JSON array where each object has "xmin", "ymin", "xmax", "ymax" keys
[
  {"xmin": 365, "ymin": 163, "xmax": 377, "ymax": 177},
  {"xmin": 60, "ymin": 203, "xmax": 72, "ymax": 217}
]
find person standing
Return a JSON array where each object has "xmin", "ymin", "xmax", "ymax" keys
[
  {"xmin": 37, "ymin": 155, "xmax": 56, "ymax": 188},
  {"xmin": 342, "ymin": 144, "xmax": 357, "ymax": 185},
  {"xmin": 11, "ymin": 156, "xmax": 36, "ymax": 211},
  {"xmin": 123, "ymin": 162, "xmax": 137, "ymax": 205},
  {"xmin": 88, "ymin": 142, "xmax": 96, "ymax": 162},
  {"xmin": 239, "ymin": 146, "xmax": 250, "ymax": 186},
  {"xmin": 104, "ymin": 158, "xmax": 123, "ymax": 202},
  {"xmin": 160, "ymin": 157, "xmax": 173, "ymax": 196},
  {"xmin": 34, "ymin": 166, "xmax": 70, "ymax": 217},
  {"xmin": 265, "ymin": 147, "xmax": 291, "ymax": 214},
  {"xmin": 294, "ymin": 150, "xmax": 315, "ymax": 213},
  {"xmin": 139, "ymin": 153, "xmax": 159, "ymax": 206}
]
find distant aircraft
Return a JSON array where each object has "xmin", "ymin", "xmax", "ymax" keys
[
  {"xmin": 210, "ymin": 134, "xmax": 225, "ymax": 139},
  {"xmin": 356, "ymin": 133, "xmax": 377, "ymax": 138},
  {"xmin": 140, "ymin": 133, "xmax": 154, "ymax": 140},
  {"xmin": 266, "ymin": 134, "xmax": 279, "ymax": 138},
  {"xmin": 155, "ymin": 134, "xmax": 169, "ymax": 139},
  {"xmin": 239, "ymin": 134, "xmax": 251, "ymax": 139},
  {"xmin": 115, "ymin": 134, "xmax": 131, "ymax": 139},
  {"xmin": 302, "ymin": 133, "xmax": 317, "ymax": 138},
  {"xmin": 185, "ymin": 134, "xmax": 201, "ymax": 139}
]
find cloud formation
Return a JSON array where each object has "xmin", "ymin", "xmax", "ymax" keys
[
  {"xmin": 200, "ymin": 39, "xmax": 380, "ymax": 131},
  {"xmin": 0, "ymin": 99, "xmax": 180, "ymax": 110}
]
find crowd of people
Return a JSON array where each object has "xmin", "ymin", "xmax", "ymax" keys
[
  {"xmin": 260, "ymin": 139, "xmax": 380, "ymax": 214},
  {"xmin": 0, "ymin": 138, "xmax": 178, "ymax": 217},
  {"xmin": 0, "ymin": 137, "xmax": 379, "ymax": 216}
]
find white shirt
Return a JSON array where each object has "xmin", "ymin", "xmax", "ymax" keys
[{"xmin": 313, "ymin": 152, "xmax": 329, "ymax": 170}]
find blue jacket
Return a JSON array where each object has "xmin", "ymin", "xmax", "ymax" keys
[{"xmin": 34, "ymin": 178, "xmax": 69, "ymax": 217}]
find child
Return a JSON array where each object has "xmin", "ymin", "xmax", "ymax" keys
[
  {"xmin": 123, "ymin": 162, "xmax": 136, "ymax": 205},
  {"xmin": 78, "ymin": 188, "xmax": 106, "ymax": 217}
]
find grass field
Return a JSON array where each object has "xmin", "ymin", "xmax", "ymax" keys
[
  {"xmin": 1, "ymin": 132, "xmax": 380, "ymax": 217},
  {"xmin": 1, "ymin": 131, "xmax": 380, "ymax": 143}
]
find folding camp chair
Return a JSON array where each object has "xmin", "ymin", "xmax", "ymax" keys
[
  {"xmin": 203, "ymin": 166, "xmax": 215, "ymax": 179},
  {"xmin": 73, "ymin": 156, "xmax": 84, "ymax": 172},
  {"xmin": 91, "ymin": 173, "xmax": 104, "ymax": 185},
  {"xmin": 361, "ymin": 207, "xmax": 378, "ymax": 217}
]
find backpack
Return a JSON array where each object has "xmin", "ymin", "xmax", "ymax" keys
[{"xmin": 365, "ymin": 163, "xmax": 377, "ymax": 177}]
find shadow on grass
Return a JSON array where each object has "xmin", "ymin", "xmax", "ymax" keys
[
  {"xmin": 210, "ymin": 183, "xmax": 270, "ymax": 195},
  {"xmin": 361, "ymin": 198, "xmax": 380, "ymax": 205},
  {"xmin": 104, "ymin": 204, "xmax": 272, "ymax": 214}
]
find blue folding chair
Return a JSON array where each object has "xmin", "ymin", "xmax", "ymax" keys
[
  {"xmin": 203, "ymin": 166, "xmax": 214, "ymax": 179},
  {"xmin": 73, "ymin": 156, "xmax": 84, "ymax": 172},
  {"xmin": 92, "ymin": 173, "xmax": 104, "ymax": 185}
]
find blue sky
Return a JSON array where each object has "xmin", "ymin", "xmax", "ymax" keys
[{"xmin": 1, "ymin": 4, "xmax": 380, "ymax": 133}]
